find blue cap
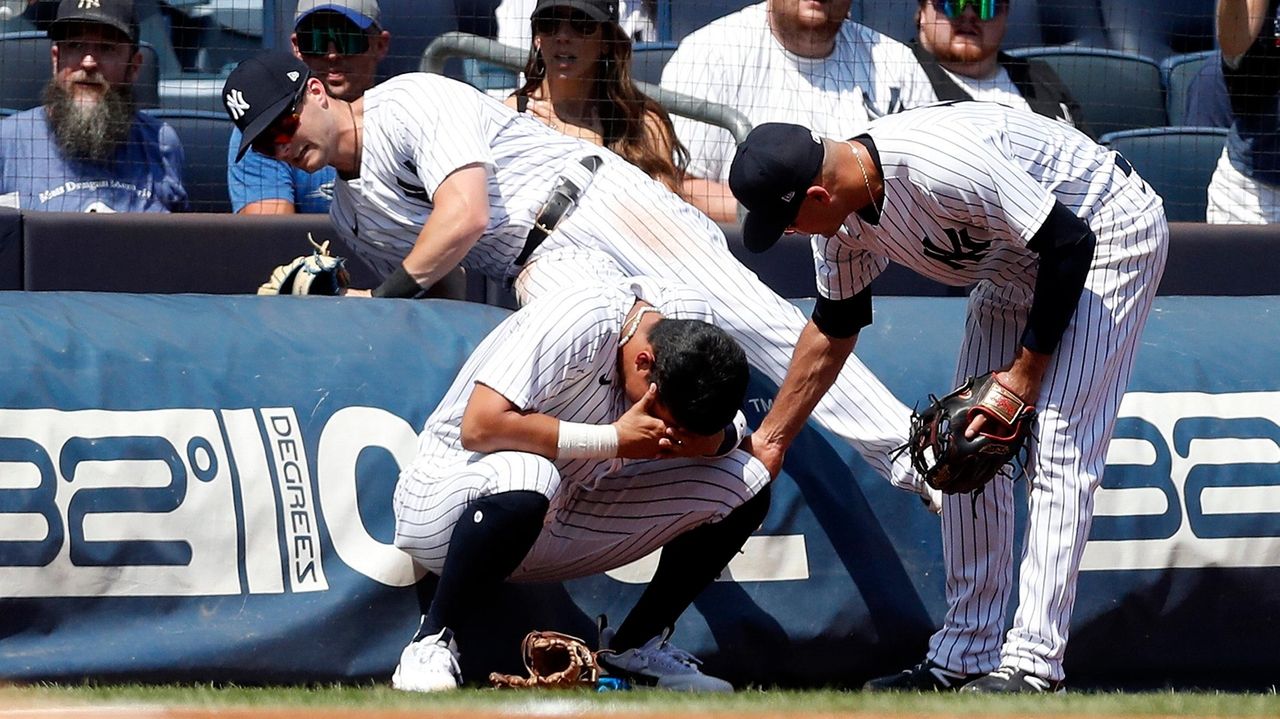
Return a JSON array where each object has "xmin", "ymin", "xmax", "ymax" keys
[{"xmin": 728, "ymin": 123, "xmax": 826, "ymax": 253}]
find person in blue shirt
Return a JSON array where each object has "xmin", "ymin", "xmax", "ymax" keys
[
  {"xmin": 0, "ymin": 0, "xmax": 186, "ymax": 212},
  {"xmin": 226, "ymin": 0, "xmax": 389, "ymax": 215}
]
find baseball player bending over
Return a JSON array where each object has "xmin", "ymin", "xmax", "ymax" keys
[
  {"xmin": 390, "ymin": 277, "xmax": 768, "ymax": 692},
  {"xmin": 220, "ymin": 51, "xmax": 942, "ymax": 508},
  {"xmin": 728, "ymin": 103, "xmax": 1167, "ymax": 693}
]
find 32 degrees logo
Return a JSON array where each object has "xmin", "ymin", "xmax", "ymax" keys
[{"xmin": 1082, "ymin": 391, "xmax": 1280, "ymax": 571}]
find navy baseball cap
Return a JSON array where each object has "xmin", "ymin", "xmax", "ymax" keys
[
  {"xmin": 223, "ymin": 51, "xmax": 310, "ymax": 161},
  {"xmin": 50, "ymin": 0, "xmax": 139, "ymax": 44},
  {"xmin": 729, "ymin": 123, "xmax": 826, "ymax": 253},
  {"xmin": 533, "ymin": 0, "xmax": 619, "ymax": 23}
]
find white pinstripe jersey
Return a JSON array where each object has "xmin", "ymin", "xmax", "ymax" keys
[
  {"xmin": 412, "ymin": 278, "xmax": 716, "ymax": 485},
  {"xmin": 817, "ymin": 101, "xmax": 1151, "ymax": 304},
  {"xmin": 329, "ymin": 73, "xmax": 615, "ymax": 281}
]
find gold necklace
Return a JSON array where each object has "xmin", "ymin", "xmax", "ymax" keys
[
  {"xmin": 619, "ymin": 306, "xmax": 661, "ymax": 347},
  {"xmin": 847, "ymin": 140, "xmax": 882, "ymax": 218}
]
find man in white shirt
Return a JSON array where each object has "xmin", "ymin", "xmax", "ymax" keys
[{"xmin": 660, "ymin": 0, "xmax": 936, "ymax": 222}]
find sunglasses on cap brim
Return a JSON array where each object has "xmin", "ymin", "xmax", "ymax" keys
[{"xmin": 931, "ymin": 0, "xmax": 1007, "ymax": 21}]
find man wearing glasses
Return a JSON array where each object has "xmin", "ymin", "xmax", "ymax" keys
[
  {"xmin": 0, "ymin": 0, "xmax": 187, "ymax": 212},
  {"xmin": 225, "ymin": 0, "xmax": 388, "ymax": 215},
  {"xmin": 911, "ymin": 0, "xmax": 1091, "ymax": 137}
]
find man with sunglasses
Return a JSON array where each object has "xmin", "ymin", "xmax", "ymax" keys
[
  {"xmin": 225, "ymin": 0, "xmax": 388, "ymax": 215},
  {"xmin": 911, "ymin": 0, "xmax": 1089, "ymax": 136},
  {"xmin": 0, "ymin": 0, "xmax": 186, "ymax": 212},
  {"xmin": 659, "ymin": 0, "xmax": 936, "ymax": 223}
]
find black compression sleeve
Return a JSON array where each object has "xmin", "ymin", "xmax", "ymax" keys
[
  {"xmin": 811, "ymin": 289, "xmax": 872, "ymax": 338},
  {"xmin": 1022, "ymin": 201, "xmax": 1096, "ymax": 355}
]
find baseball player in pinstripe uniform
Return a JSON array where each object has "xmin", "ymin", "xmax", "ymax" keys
[
  {"xmin": 728, "ymin": 102, "xmax": 1168, "ymax": 692},
  {"xmin": 220, "ymin": 51, "xmax": 941, "ymax": 503},
  {"xmin": 389, "ymin": 276, "xmax": 768, "ymax": 692}
]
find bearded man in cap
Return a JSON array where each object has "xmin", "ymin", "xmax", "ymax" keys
[{"xmin": 0, "ymin": 0, "xmax": 187, "ymax": 212}]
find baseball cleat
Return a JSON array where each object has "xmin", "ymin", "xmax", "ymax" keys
[
  {"xmin": 863, "ymin": 659, "xmax": 981, "ymax": 691},
  {"xmin": 598, "ymin": 628, "xmax": 733, "ymax": 692},
  {"xmin": 391, "ymin": 628, "xmax": 463, "ymax": 692},
  {"xmin": 961, "ymin": 666, "xmax": 1064, "ymax": 693}
]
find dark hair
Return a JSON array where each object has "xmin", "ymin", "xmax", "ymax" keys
[
  {"xmin": 647, "ymin": 318, "xmax": 748, "ymax": 436},
  {"xmin": 515, "ymin": 21, "xmax": 689, "ymax": 192}
]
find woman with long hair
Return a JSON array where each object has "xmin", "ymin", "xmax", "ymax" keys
[{"xmin": 505, "ymin": 0, "xmax": 689, "ymax": 195}]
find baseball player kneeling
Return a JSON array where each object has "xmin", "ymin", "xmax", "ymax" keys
[{"xmin": 389, "ymin": 277, "xmax": 768, "ymax": 693}]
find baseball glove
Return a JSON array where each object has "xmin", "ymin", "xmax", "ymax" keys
[
  {"xmin": 258, "ymin": 234, "xmax": 350, "ymax": 296},
  {"xmin": 906, "ymin": 371, "xmax": 1036, "ymax": 495},
  {"xmin": 488, "ymin": 630, "xmax": 600, "ymax": 689}
]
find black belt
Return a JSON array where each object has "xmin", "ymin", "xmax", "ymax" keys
[{"xmin": 514, "ymin": 155, "xmax": 603, "ymax": 267}]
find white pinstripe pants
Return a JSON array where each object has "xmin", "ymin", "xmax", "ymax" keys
[
  {"xmin": 393, "ymin": 449, "xmax": 770, "ymax": 583},
  {"xmin": 928, "ymin": 176, "xmax": 1169, "ymax": 682}
]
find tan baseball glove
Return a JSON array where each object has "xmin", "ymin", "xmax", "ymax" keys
[{"xmin": 488, "ymin": 630, "xmax": 599, "ymax": 689}]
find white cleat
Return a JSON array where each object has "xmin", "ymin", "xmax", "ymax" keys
[{"xmin": 391, "ymin": 628, "xmax": 463, "ymax": 692}]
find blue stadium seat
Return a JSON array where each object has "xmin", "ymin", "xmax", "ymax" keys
[
  {"xmin": 379, "ymin": 0, "xmax": 459, "ymax": 78},
  {"xmin": 1162, "ymin": 50, "xmax": 1219, "ymax": 127},
  {"xmin": 454, "ymin": 0, "xmax": 499, "ymax": 38},
  {"xmin": 144, "ymin": 109, "xmax": 233, "ymax": 213},
  {"xmin": 1100, "ymin": 126, "xmax": 1228, "ymax": 223},
  {"xmin": 1037, "ymin": 0, "xmax": 1109, "ymax": 47},
  {"xmin": 667, "ymin": 0, "xmax": 751, "ymax": 43},
  {"xmin": 1007, "ymin": 46, "xmax": 1165, "ymax": 137},
  {"xmin": 1100, "ymin": 0, "xmax": 1215, "ymax": 63},
  {"xmin": 631, "ymin": 41, "xmax": 676, "ymax": 86}
]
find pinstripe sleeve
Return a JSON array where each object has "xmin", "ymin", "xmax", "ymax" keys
[
  {"xmin": 396, "ymin": 76, "xmax": 496, "ymax": 199},
  {"xmin": 814, "ymin": 233, "xmax": 889, "ymax": 300}
]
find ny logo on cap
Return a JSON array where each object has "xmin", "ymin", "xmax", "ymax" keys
[
  {"xmin": 225, "ymin": 89, "xmax": 250, "ymax": 120},
  {"xmin": 78, "ymin": 0, "xmax": 101, "ymax": 8},
  {"xmin": 287, "ymin": 71, "xmax": 300, "ymax": 82},
  {"xmin": 780, "ymin": 190, "xmax": 795, "ymax": 202}
]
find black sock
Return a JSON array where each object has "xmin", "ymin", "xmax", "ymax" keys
[
  {"xmin": 415, "ymin": 490, "xmax": 549, "ymax": 641},
  {"xmin": 611, "ymin": 485, "xmax": 772, "ymax": 651}
]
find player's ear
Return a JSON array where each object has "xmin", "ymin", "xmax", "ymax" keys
[{"xmin": 806, "ymin": 186, "xmax": 833, "ymax": 205}]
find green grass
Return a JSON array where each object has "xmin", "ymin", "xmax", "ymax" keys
[{"xmin": 2, "ymin": 684, "xmax": 1279, "ymax": 716}]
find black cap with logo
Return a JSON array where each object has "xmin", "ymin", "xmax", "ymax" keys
[
  {"xmin": 50, "ymin": 0, "xmax": 139, "ymax": 44},
  {"xmin": 728, "ymin": 123, "xmax": 826, "ymax": 254},
  {"xmin": 222, "ymin": 51, "xmax": 310, "ymax": 161},
  {"xmin": 532, "ymin": 0, "xmax": 619, "ymax": 23}
]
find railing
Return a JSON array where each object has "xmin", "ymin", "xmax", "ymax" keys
[{"xmin": 419, "ymin": 31, "xmax": 753, "ymax": 145}]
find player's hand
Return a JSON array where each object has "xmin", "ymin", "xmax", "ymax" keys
[
  {"xmin": 965, "ymin": 356, "xmax": 1044, "ymax": 439},
  {"xmin": 342, "ymin": 287, "xmax": 372, "ymax": 298},
  {"xmin": 613, "ymin": 384, "xmax": 671, "ymax": 458},
  {"xmin": 743, "ymin": 434, "xmax": 785, "ymax": 479}
]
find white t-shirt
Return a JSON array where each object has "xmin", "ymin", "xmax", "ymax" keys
[
  {"xmin": 660, "ymin": 2, "xmax": 937, "ymax": 182},
  {"xmin": 941, "ymin": 66, "xmax": 1033, "ymax": 114}
]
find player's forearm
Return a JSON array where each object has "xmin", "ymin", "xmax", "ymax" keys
[
  {"xmin": 1218, "ymin": 0, "xmax": 1267, "ymax": 60},
  {"xmin": 757, "ymin": 320, "xmax": 856, "ymax": 451},
  {"xmin": 461, "ymin": 403, "xmax": 561, "ymax": 457},
  {"xmin": 402, "ymin": 215, "xmax": 486, "ymax": 290}
]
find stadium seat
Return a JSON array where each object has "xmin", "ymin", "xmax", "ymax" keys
[
  {"xmin": 1162, "ymin": 50, "xmax": 1219, "ymax": 127},
  {"xmin": 454, "ymin": 0, "xmax": 499, "ymax": 38},
  {"xmin": 1036, "ymin": 0, "xmax": 1109, "ymax": 48},
  {"xmin": 379, "ymin": 0, "xmax": 459, "ymax": 78},
  {"xmin": 1100, "ymin": 126, "xmax": 1228, "ymax": 223},
  {"xmin": 667, "ymin": 0, "xmax": 751, "ymax": 43},
  {"xmin": 631, "ymin": 41, "xmax": 676, "ymax": 86},
  {"xmin": 858, "ymin": 0, "xmax": 1044, "ymax": 50},
  {"xmin": 144, "ymin": 109, "xmax": 233, "ymax": 213},
  {"xmin": 1100, "ymin": 0, "xmax": 1215, "ymax": 63},
  {"xmin": 1007, "ymin": 46, "xmax": 1166, "ymax": 137}
]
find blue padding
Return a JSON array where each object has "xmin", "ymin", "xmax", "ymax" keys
[{"xmin": 2, "ymin": 294, "xmax": 1279, "ymax": 689}]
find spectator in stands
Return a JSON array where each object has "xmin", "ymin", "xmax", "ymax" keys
[
  {"xmin": 505, "ymin": 0, "xmax": 688, "ymax": 194},
  {"xmin": 226, "ymin": 0, "xmax": 388, "ymax": 214},
  {"xmin": 1184, "ymin": 51, "xmax": 1233, "ymax": 129},
  {"xmin": 660, "ymin": 0, "xmax": 935, "ymax": 222},
  {"xmin": 497, "ymin": 0, "xmax": 656, "ymax": 49},
  {"xmin": 913, "ymin": 0, "xmax": 1091, "ymax": 136},
  {"xmin": 1207, "ymin": 0, "xmax": 1280, "ymax": 223},
  {"xmin": 0, "ymin": 0, "xmax": 186, "ymax": 212}
]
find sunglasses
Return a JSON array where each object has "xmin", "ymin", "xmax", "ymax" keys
[
  {"xmin": 251, "ymin": 83, "xmax": 306, "ymax": 157},
  {"xmin": 296, "ymin": 21, "xmax": 372, "ymax": 56},
  {"xmin": 533, "ymin": 12, "xmax": 601, "ymax": 37},
  {"xmin": 931, "ymin": 0, "xmax": 1007, "ymax": 21}
]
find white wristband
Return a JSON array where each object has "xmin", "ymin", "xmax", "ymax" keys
[{"xmin": 556, "ymin": 421, "xmax": 619, "ymax": 459}]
